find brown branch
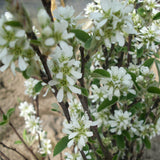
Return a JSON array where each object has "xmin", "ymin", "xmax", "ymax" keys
[
  {"xmin": 80, "ymin": 150, "xmax": 87, "ymax": 160},
  {"xmin": 0, "ymin": 142, "xmax": 28, "ymax": 160},
  {"xmin": 35, "ymin": 96, "xmax": 39, "ymax": 117},
  {"xmin": 0, "ymin": 150, "xmax": 10, "ymax": 160},
  {"xmin": 0, "ymin": 107, "xmax": 39, "ymax": 160},
  {"xmin": 127, "ymin": 35, "xmax": 132, "ymax": 66},
  {"xmin": 41, "ymin": 0, "xmax": 53, "ymax": 22}
]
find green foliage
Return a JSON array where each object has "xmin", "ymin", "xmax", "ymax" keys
[
  {"xmin": 5, "ymin": 21, "xmax": 22, "ymax": 27},
  {"xmin": 53, "ymin": 136, "xmax": 69, "ymax": 156},
  {"xmin": 142, "ymin": 136, "xmax": 151, "ymax": 149},
  {"xmin": 116, "ymin": 135, "xmax": 125, "ymax": 149},
  {"xmin": 143, "ymin": 58, "xmax": 154, "ymax": 68},
  {"xmin": 14, "ymin": 140, "xmax": 22, "ymax": 144},
  {"xmin": 34, "ymin": 81, "xmax": 43, "ymax": 93},
  {"xmin": 147, "ymin": 86, "xmax": 160, "ymax": 94},
  {"xmin": 71, "ymin": 29, "xmax": 90, "ymax": 43},
  {"xmin": 153, "ymin": 12, "xmax": 160, "ymax": 20},
  {"xmin": 98, "ymin": 96, "xmax": 118, "ymax": 112},
  {"xmin": 92, "ymin": 69, "xmax": 110, "ymax": 78},
  {"xmin": 155, "ymin": 60, "xmax": 160, "ymax": 84}
]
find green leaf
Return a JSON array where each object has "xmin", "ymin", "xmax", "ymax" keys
[
  {"xmin": 84, "ymin": 37, "xmax": 92, "ymax": 49},
  {"xmin": 53, "ymin": 136, "xmax": 69, "ymax": 156},
  {"xmin": 23, "ymin": 129, "xmax": 27, "ymax": 141},
  {"xmin": 155, "ymin": 60, "xmax": 160, "ymax": 84},
  {"xmin": 7, "ymin": 108, "xmax": 15, "ymax": 118},
  {"xmin": 153, "ymin": 12, "xmax": 160, "ymax": 20},
  {"xmin": 34, "ymin": 81, "xmax": 43, "ymax": 93},
  {"xmin": 22, "ymin": 70, "xmax": 30, "ymax": 79},
  {"xmin": 92, "ymin": 69, "xmax": 110, "ymax": 78},
  {"xmin": 14, "ymin": 140, "xmax": 22, "ymax": 144},
  {"xmin": 137, "ymin": 8, "xmax": 146, "ymax": 17},
  {"xmin": 112, "ymin": 154, "xmax": 118, "ymax": 160},
  {"xmin": 116, "ymin": 135, "xmax": 125, "ymax": 149},
  {"xmin": 98, "ymin": 96, "xmax": 118, "ymax": 112},
  {"xmin": 30, "ymin": 39, "xmax": 41, "ymax": 46},
  {"xmin": 123, "ymin": 130, "xmax": 131, "ymax": 141},
  {"xmin": 80, "ymin": 87, "xmax": 89, "ymax": 97},
  {"xmin": 143, "ymin": 58, "xmax": 154, "ymax": 68},
  {"xmin": 3, "ymin": 114, "xmax": 8, "ymax": 121},
  {"xmin": 0, "ymin": 121, "xmax": 7, "ymax": 126},
  {"xmin": 51, "ymin": 103, "xmax": 60, "ymax": 112},
  {"xmin": 142, "ymin": 136, "xmax": 151, "ymax": 149},
  {"xmin": 137, "ymin": 47, "xmax": 144, "ymax": 58},
  {"xmin": 71, "ymin": 29, "xmax": 90, "ymax": 43},
  {"xmin": 147, "ymin": 86, "xmax": 160, "ymax": 94},
  {"xmin": 5, "ymin": 21, "xmax": 22, "ymax": 27}
]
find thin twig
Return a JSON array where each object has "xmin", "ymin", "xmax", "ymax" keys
[
  {"xmin": 127, "ymin": 35, "xmax": 132, "ymax": 66},
  {"xmin": 0, "ymin": 150, "xmax": 10, "ymax": 160},
  {"xmin": 0, "ymin": 142, "xmax": 28, "ymax": 160},
  {"xmin": 35, "ymin": 96, "xmax": 39, "ymax": 117},
  {"xmin": 0, "ymin": 107, "xmax": 39, "ymax": 160},
  {"xmin": 41, "ymin": 0, "xmax": 53, "ymax": 22},
  {"xmin": 80, "ymin": 150, "xmax": 87, "ymax": 160}
]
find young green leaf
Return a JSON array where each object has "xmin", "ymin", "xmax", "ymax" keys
[
  {"xmin": 143, "ymin": 58, "xmax": 154, "ymax": 68},
  {"xmin": 128, "ymin": 72, "xmax": 141, "ymax": 90},
  {"xmin": 70, "ymin": 29, "xmax": 90, "ymax": 43},
  {"xmin": 34, "ymin": 81, "xmax": 43, "ymax": 93},
  {"xmin": 98, "ymin": 96, "xmax": 118, "ymax": 112},
  {"xmin": 116, "ymin": 135, "xmax": 125, "ymax": 149},
  {"xmin": 80, "ymin": 87, "xmax": 89, "ymax": 97},
  {"xmin": 84, "ymin": 37, "xmax": 92, "ymax": 49},
  {"xmin": 14, "ymin": 140, "xmax": 22, "ymax": 144},
  {"xmin": 30, "ymin": 39, "xmax": 41, "ymax": 46},
  {"xmin": 153, "ymin": 12, "xmax": 160, "ymax": 20},
  {"xmin": 7, "ymin": 108, "xmax": 15, "ymax": 118},
  {"xmin": 92, "ymin": 69, "xmax": 110, "ymax": 78},
  {"xmin": 142, "ymin": 136, "xmax": 151, "ymax": 149},
  {"xmin": 5, "ymin": 21, "xmax": 22, "ymax": 27},
  {"xmin": 0, "ymin": 121, "xmax": 8, "ymax": 126},
  {"xmin": 147, "ymin": 86, "xmax": 160, "ymax": 94},
  {"xmin": 3, "ymin": 114, "xmax": 8, "ymax": 121},
  {"xmin": 53, "ymin": 136, "xmax": 69, "ymax": 156}
]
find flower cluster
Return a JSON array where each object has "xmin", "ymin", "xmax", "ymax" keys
[
  {"xmin": 63, "ymin": 113, "xmax": 95, "ymax": 150},
  {"xmin": 85, "ymin": 0, "xmax": 136, "ymax": 48},
  {"xmin": 18, "ymin": 102, "xmax": 52, "ymax": 155},
  {"xmin": 0, "ymin": 12, "xmax": 35, "ymax": 74},
  {"xmin": 129, "ymin": 64, "xmax": 156, "ymax": 88},
  {"xmin": 90, "ymin": 66, "xmax": 136, "ymax": 102},
  {"xmin": 37, "ymin": 9, "xmax": 74, "ymax": 50},
  {"xmin": 108, "ymin": 110, "xmax": 132, "ymax": 135},
  {"xmin": 48, "ymin": 42, "xmax": 82, "ymax": 102}
]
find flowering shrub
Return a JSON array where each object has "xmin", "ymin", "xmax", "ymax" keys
[{"xmin": 0, "ymin": 0, "xmax": 160, "ymax": 160}]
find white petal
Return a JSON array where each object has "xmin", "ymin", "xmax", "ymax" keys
[
  {"xmin": 70, "ymin": 70, "xmax": 82, "ymax": 79},
  {"xmin": 67, "ymin": 139, "xmax": 74, "ymax": 148},
  {"xmin": 18, "ymin": 56, "xmax": 28, "ymax": 71},
  {"xmin": 15, "ymin": 30, "xmax": 25, "ymax": 38},
  {"xmin": 45, "ymin": 38, "xmax": 55, "ymax": 46},
  {"xmin": 69, "ymin": 132, "xmax": 78, "ymax": 139},
  {"xmin": 116, "ymin": 31, "xmax": 125, "ymax": 46},
  {"xmin": 57, "ymin": 87, "xmax": 64, "ymax": 102},
  {"xmin": 67, "ymin": 76, "xmax": 75, "ymax": 85},
  {"xmin": 0, "ymin": 48, "xmax": 8, "ymax": 59},
  {"xmin": 69, "ymin": 86, "xmax": 81, "ymax": 94}
]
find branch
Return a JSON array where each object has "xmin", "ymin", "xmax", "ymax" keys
[
  {"xmin": 0, "ymin": 150, "xmax": 10, "ymax": 160},
  {"xmin": 41, "ymin": 0, "xmax": 53, "ymax": 22},
  {"xmin": 127, "ymin": 35, "xmax": 132, "ymax": 66},
  {"xmin": 0, "ymin": 142, "xmax": 28, "ymax": 160},
  {"xmin": 0, "ymin": 107, "xmax": 39, "ymax": 160}
]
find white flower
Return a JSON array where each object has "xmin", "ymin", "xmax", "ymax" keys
[
  {"xmin": 24, "ymin": 78, "xmax": 40, "ymax": 99},
  {"xmin": 100, "ymin": 66, "xmax": 136, "ymax": 100},
  {"xmin": 108, "ymin": 110, "xmax": 132, "ymax": 135},
  {"xmin": 25, "ymin": 116, "xmax": 42, "ymax": 134},
  {"xmin": 19, "ymin": 102, "xmax": 36, "ymax": 120},
  {"xmin": 39, "ymin": 139, "xmax": 52, "ymax": 155},
  {"xmin": 140, "ymin": 66, "xmax": 150, "ymax": 75},
  {"xmin": 63, "ymin": 113, "xmax": 95, "ymax": 150},
  {"xmin": 37, "ymin": 9, "xmax": 50, "ymax": 26}
]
